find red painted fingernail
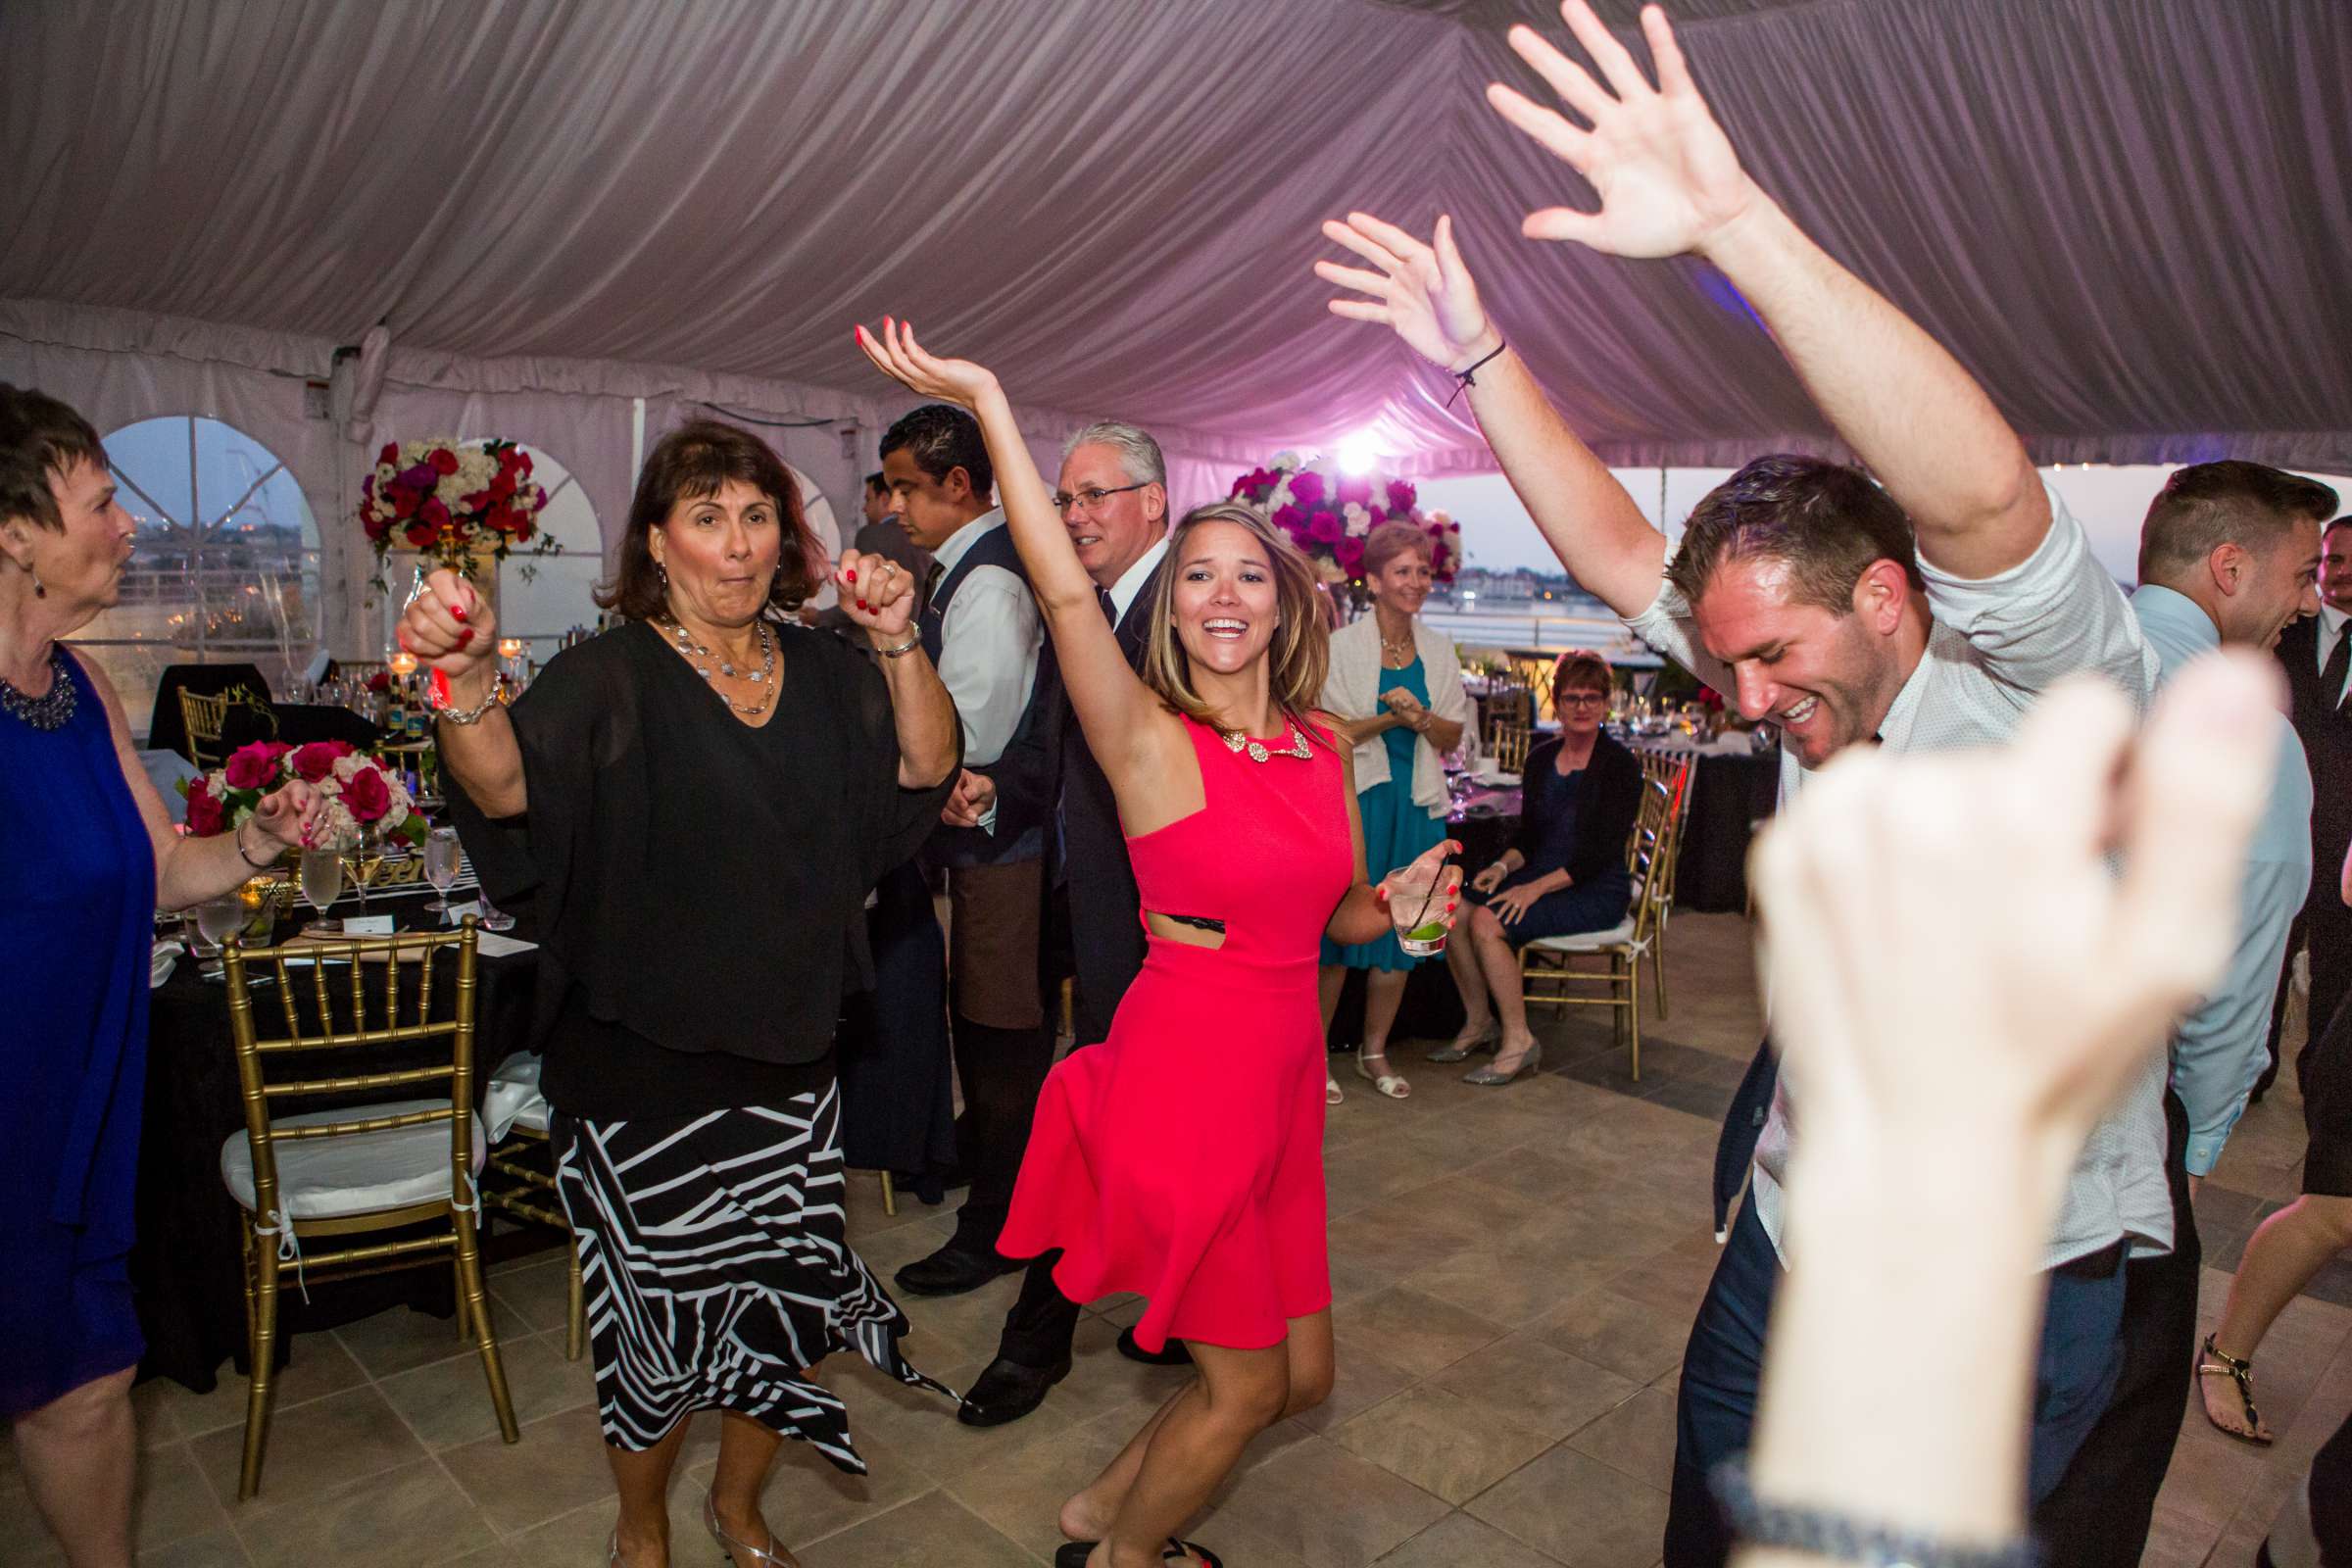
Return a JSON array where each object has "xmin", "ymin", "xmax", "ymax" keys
[
  {"xmin": 858, "ymin": 600, "xmax": 869, "ymax": 612},
  {"xmin": 845, "ymin": 569, "xmax": 857, "ymax": 582},
  {"xmin": 450, "ymin": 603, "xmax": 467, "ymax": 623},
  {"xmin": 458, "ymin": 628, "xmax": 474, "ymax": 647}
]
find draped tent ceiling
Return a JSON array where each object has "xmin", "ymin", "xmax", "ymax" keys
[{"xmin": 3, "ymin": 0, "xmax": 2348, "ymax": 544}]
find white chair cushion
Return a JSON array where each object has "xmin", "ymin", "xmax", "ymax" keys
[
  {"xmin": 220, "ymin": 1097, "xmax": 486, "ymax": 1221},
  {"xmin": 484, "ymin": 1051, "xmax": 550, "ymax": 1139},
  {"xmin": 1524, "ymin": 915, "xmax": 1641, "ymax": 953}
]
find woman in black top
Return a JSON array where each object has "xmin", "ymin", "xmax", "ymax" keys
[
  {"xmin": 1440, "ymin": 651, "xmax": 1642, "ymax": 1086},
  {"xmin": 405, "ymin": 420, "xmax": 959, "ymax": 1568}
]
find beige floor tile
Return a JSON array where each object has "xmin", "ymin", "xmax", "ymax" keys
[
  {"xmin": 1398, "ymin": 1241, "xmax": 1625, "ymax": 1331},
  {"xmin": 755, "ymin": 1424, "xmax": 944, "ymax": 1551},
  {"xmin": 142, "ymin": 1334, "xmax": 372, "ymax": 1446},
  {"xmin": 940, "ymin": 1406, "xmax": 1136, "ymax": 1558},
  {"xmin": 794, "ymin": 1488, "xmax": 1036, "ymax": 1568},
  {"xmin": 332, "ymin": 1302, "xmax": 482, "ymax": 1381},
  {"xmin": 1527, "ymin": 1288, "xmax": 1690, "ymax": 1386},
  {"xmin": 136, "ymin": 1528, "xmax": 252, "ymax": 1567},
  {"xmin": 894, "ymin": 1271, "xmax": 1032, "ymax": 1363},
  {"xmin": 500, "ymin": 1486, "xmax": 704, "ymax": 1568},
  {"xmin": 1601, "ymin": 1243, "xmax": 1721, "ymax": 1327},
  {"xmin": 1373, "ymin": 1510, "xmax": 1566, "ymax": 1568},
  {"xmin": 235, "ymin": 1458, "xmax": 499, "ymax": 1568},
  {"xmin": 1466, "ymin": 1444, "xmax": 1669, "ymax": 1568},
  {"xmin": 823, "ymin": 1352, "xmax": 1071, "ymax": 1478},
  {"xmin": 376, "ymin": 1330, "xmax": 590, "ymax": 1449},
  {"xmin": 439, "ymin": 1403, "xmax": 615, "ymax": 1537},
  {"xmin": 190, "ymin": 1384, "xmax": 429, "ymax": 1515},
  {"xmin": 1332, "ymin": 1287, "xmax": 1510, "ymax": 1381},
  {"xmin": 1429, "ymin": 1334, "xmax": 1642, "ymax": 1445},
  {"xmin": 1296, "ymin": 1340, "xmax": 1422, "ymax": 1436},
  {"xmin": 1563, "ymin": 1387, "xmax": 1678, "ymax": 1491},
  {"xmin": 1043, "ymin": 1315, "xmax": 1197, "ymax": 1430},
  {"xmin": 1200, "ymin": 1434, "xmax": 1449, "ymax": 1568},
  {"xmin": 1332, "ymin": 1384, "xmax": 1556, "ymax": 1504},
  {"xmin": 485, "ymin": 1257, "xmax": 578, "ymax": 1337},
  {"xmin": 2137, "ymin": 1502, "xmax": 2221, "ymax": 1567},
  {"xmin": 131, "ymin": 1442, "xmax": 234, "ymax": 1551}
]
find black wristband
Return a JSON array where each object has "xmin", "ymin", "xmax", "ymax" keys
[
  {"xmin": 1444, "ymin": 341, "xmax": 1507, "ymax": 408},
  {"xmin": 1710, "ymin": 1459, "xmax": 2042, "ymax": 1568},
  {"xmin": 235, "ymin": 819, "xmax": 277, "ymax": 870}
]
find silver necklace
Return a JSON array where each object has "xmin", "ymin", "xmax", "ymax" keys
[
  {"xmin": 1221, "ymin": 722, "xmax": 1313, "ymax": 763},
  {"xmin": 0, "ymin": 646, "xmax": 76, "ymax": 731},
  {"xmin": 659, "ymin": 616, "xmax": 777, "ymax": 716}
]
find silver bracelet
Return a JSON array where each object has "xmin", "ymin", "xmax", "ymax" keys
[
  {"xmin": 435, "ymin": 681, "xmax": 503, "ymax": 727},
  {"xmin": 877, "ymin": 636, "xmax": 921, "ymax": 660}
]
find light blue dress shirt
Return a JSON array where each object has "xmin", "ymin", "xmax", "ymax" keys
[{"xmin": 2131, "ymin": 584, "xmax": 2314, "ymax": 1175}]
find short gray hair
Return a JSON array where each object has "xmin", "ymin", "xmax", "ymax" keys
[{"xmin": 1061, "ymin": 420, "xmax": 1165, "ymax": 489}]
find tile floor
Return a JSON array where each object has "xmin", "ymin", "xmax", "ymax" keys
[{"xmin": 5, "ymin": 911, "xmax": 2347, "ymax": 1566}]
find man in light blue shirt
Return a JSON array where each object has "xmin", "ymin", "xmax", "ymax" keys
[{"xmin": 2038, "ymin": 460, "xmax": 2335, "ymax": 1568}]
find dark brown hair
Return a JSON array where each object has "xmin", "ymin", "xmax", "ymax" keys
[
  {"xmin": 0, "ymin": 384, "xmax": 108, "ymax": 533},
  {"xmin": 597, "ymin": 418, "xmax": 822, "ymax": 619},
  {"xmin": 2138, "ymin": 461, "xmax": 2339, "ymax": 581},
  {"xmin": 1552, "ymin": 649, "xmax": 1614, "ymax": 697},
  {"xmin": 1667, "ymin": 455, "xmax": 1924, "ymax": 614}
]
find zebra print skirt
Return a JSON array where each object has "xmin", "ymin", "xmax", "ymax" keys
[{"xmin": 550, "ymin": 1084, "xmax": 954, "ymax": 1466}]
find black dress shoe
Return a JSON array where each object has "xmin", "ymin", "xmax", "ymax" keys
[
  {"xmin": 1116, "ymin": 1326, "xmax": 1193, "ymax": 1366},
  {"xmin": 957, "ymin": 1353, "xmax": 1071, "ymax": 1426},
  {"xmin": 894, "ymin": 1239, "xmax": 1021, "ymax": 1298}
]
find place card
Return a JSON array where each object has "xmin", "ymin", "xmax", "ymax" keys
[{"xmin": 342, "ymin": 913, "xmax": 397, "ymax": 936}]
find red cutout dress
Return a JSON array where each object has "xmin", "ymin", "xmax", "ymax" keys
[{"xmin": 999, "ymin": 716, "xmax": 1354, "ymax": 1350}]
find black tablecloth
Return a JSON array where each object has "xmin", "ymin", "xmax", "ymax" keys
[
  {"xmin": 147, "ymin": 662, "xmax": 270, "ymax": 757},
  {"xmin": 1650, "ymin": 745, "xmax": 1780, "ymax": 914},
  {"xmin": 134, "ymin": 892, "xmax": 536, "ymax": 1393},
  {"xmin": 220, "ymin": 702, "xmax": 382, "ymax": 754}
]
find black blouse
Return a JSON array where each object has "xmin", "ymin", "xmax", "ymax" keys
[
  {"xmin": 449, "ymin": 619, "xmax": 956, "ymax": 1119},
  {"xmin": 1511, "ymin": 731, "xmax": 1644, "ymax": 887}
]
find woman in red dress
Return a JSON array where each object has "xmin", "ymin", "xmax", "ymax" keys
[{"xmin": 860, "ymin": 320, "xmax": 1460, "ymax": 1568}]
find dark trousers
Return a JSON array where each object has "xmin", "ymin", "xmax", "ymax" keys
[
  {"xmin": 1662, "ymin": 1200, "xmax": 2130, "ymax": 1568},
  {"xmin": 948, "ymin": 1014, "xmax": 1055, "ymax": 1250},
  {"xmin": 2264, "ymin": 908, "xmax": 2352, "ymax": 1100},
  {"xmin": 2031, "ymin": 1091, "xmax": 2202, "ymax": 1567}
]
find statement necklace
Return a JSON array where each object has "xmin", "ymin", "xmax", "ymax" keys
[
  {"xmin": 659, "ymin": 616, "xmax": 777, "ymax": 716},
  {"xmin": 1222, "ymin": 722, "xmax": 1314, "ymax": 763},
  {"xmin": 0, "ymin": 646, "xmax": 75, "ymax": 731}
]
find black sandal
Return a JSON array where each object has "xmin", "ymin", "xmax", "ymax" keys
[
  {"xmin": 1054, "ymin": 1539, "xmax": 1223, "ymax": 1567},
  {"xmin": 2197, "ymin": 1332, "xmax": 2275, "ymax": 1446}
]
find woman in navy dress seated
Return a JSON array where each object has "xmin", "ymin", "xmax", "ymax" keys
[
  {"xmin": 1438, "ymin": 650, "xmax": 1642, "ymax": 1086},
  {"xmin": 1, "ymin": 385, "xmax": 319, "ymax": 1565}
]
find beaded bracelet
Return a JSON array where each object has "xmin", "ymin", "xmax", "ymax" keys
[{"xmin": 1710, "ymin": 1460, "xmax": 2042, "ymax": 1568}]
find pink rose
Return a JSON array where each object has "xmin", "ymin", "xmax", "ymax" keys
[
  {"xmin": 1270, "ymin": 504, "xmax": 1307, "ymax": 537},
  {"xmin": 223, "ymin": 741, "xmax": 290, "ymax": 792},
  {"xmin": 185, "ymin": 776, "xmax": 225, "ymax": 836},
  {"xmin": 1386, "ymin": 479, "xmax": 1418, "ymax": 514},
  {"xmin": 1307, "ymin": 510, "xmax": 1344, "ymax": 544},
  {"xmin": 341, "ymin": 764, "xmax": 392, "ymax": 823},
  {"xmin": 1334, "ymin": 535, "xmax": 1366, "ymax": 575},
  {"xmin": 1287, "ymin": 470, "xmax": 1326, "ymax": 511},
  {"xmin": 288, "ymin": 740, "xmax": 353, "ymax": 783}
]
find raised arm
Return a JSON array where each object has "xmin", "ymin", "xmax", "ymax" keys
[
  {"xmin": 1488, "ymin": 0, "xmax": 2045, "ymax": 579},
  {"xmin": 1317, "ymin": 213, "xmax": 1668, "ymax": 618},
  {"xmin": 856, "ymin": 319, "xmax": 1170, "ymax": 789}
]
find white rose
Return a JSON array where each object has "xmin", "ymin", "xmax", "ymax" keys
[
  {"xmin": 1427, "ymin": 509, "xmax": 1451, "ymax": 527},
  {"xmin": 1270, "ymin": 451, "xmax": 1302, "ymax": 471},
  {"xmin": 1268, "ymin": 477, "xmax": 1295, "ymax": 511}
]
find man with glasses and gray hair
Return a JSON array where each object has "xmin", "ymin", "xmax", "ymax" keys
[{"xmin": 956, "ymin": 418, "xmax": 1199, "ymax": 1430}]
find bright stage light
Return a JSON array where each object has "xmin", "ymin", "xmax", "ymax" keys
[{"xmin": 1336, "ymin": 433, "xmax": 1377, "ymax": 473}]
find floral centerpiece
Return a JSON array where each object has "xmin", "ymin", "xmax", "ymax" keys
[
  {"xmin": 359, "ymin": 438, "xmax": 554, "ymax": 579},
  {"xmin": 1226, "ymin": 451, "xmax": 1463, "ymax": 615},
  {"xmin": 180, "ymin": 740, "xmax": 426, "ymax": 849}
]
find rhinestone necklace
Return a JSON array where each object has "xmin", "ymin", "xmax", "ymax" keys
[
  {"xmin": 1221, "ymin": 722, "xmax": 1313, "ymax": 763},
  {"xmin": 658, "ymin": 616, "xmax": 777, "ymax": 716},
  {"xmin": 0, "ymin": 646, "xmax": 76, "ymax": 731}
]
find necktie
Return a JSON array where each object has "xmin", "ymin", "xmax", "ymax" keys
[
  {"xmin": 2325, "ymin": 625, "xmax": 2350, "ymax": 713},
  {"xmin": 922, "ymin": 563, "xmax": 945, "ymax": 615},
  {"xmin": 1099, "ymin": 587, "xmax": 1118, "ymax": 625}
]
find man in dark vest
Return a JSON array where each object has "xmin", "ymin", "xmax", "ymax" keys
[
  {"xmin": 881, "ymin": 405, "xmax": 1058, "ymax": 1298},
  {"xmin": 957, "ymin": 419, "xmax": 1185, "ymax": 1426}
]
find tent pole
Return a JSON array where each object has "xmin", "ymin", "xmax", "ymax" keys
[{"xmin": 631, "ymin": 398, "xmax": 645, "ymax": 482}]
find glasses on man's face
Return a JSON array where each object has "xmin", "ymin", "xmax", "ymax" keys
[
  {"xmin": 1053, "ymin": 482, "xmax": 1149, "ymax": 515},
  {"xmin": 1556, "ymin": 690, "xmax": 1609, "ymax": 708}
]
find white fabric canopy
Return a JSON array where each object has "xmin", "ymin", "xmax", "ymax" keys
[{"xmin": 3, "ymin": 0, "xmax": 2345, "ymax": 567}]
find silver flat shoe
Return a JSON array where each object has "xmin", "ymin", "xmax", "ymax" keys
[
  {"xmin": 706, "ymin": 1493, "xmax": 795, "ymax": 1566},
  {"xmin": 1427, "ymin": 1020, "xmax": 1500, "ymax": 1063},
  {"xmin": 1463, "ymin": 1040, "xmax": 1542, "ymax": 1086}
]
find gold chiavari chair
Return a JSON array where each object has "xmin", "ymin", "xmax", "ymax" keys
[
  {"xmin": 1636, "ymin": 752, "xmax": 1698, "ymax": 1018},
  {"xmin": 1480, "ymin": 677, "xmax": 1533, "ymax": 753},
  {"xmin": 479, "ymin": 1053, "xmax": 587, "ymax": 1360},
  {"xmin": 178, "ymin": 687, "xmax": 233, "ymax": 770},
  {"xmin": 1519, "ymin": 754, "xmax": 1691, "ymax": 1080},
  {"xmin": 1491, "ymin": 717, "xmax": 1534, "ymax": 775},
  {"xmin": 219, "ymin": 919, "xmax": 516, "ymax": 1498}
]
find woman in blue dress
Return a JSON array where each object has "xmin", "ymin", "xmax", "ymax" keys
[
  {"xmin": 0, "ymin": 386, "xmax": 318, "ymax": 1566},
  {"xmin": 1317, "ymin": 520, "xmax": 1471, "ymax": 1101},
  {"xmin": 1441, "ymin": 651, "xmax": 1643, "ymax": 1086}
]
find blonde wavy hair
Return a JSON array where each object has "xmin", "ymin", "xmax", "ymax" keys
[{"xmin": 1140, "ymin": 502, "xmax": 1333, "ymax": 742}]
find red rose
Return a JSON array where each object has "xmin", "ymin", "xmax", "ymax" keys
[
  {"xmin": 514, "ymin": 450, "xmax": 533, "ymax": 476},
  {"xmin": 512, "ymin": 515, "xmax": 535, "ymax": 544},
  {"xmin": 378, "ymin": 443, "xmax": 399, "ymax": 466},
  {"xmin": 429, "ymin": 448, "xmax": 460, "ymax": 476},
  {"xmin": 184, "ymin": 776, "xmax": 225, "ymax": 836},
  {"xmin": 404, "ymin": 520, "xmax": 437, "ymax": 549},
  {"xmin": 1307, "ymin": 510, "xmax": 1343, "ymax": 544},
  {"xmin": 1287, "ymin": 470, "xmax": 1327, "ymax": 511},
  {"xmin": 1334, "ymin": 535, "xmax": 1366, "ymax": 574},
  {"xmin": 367, "ymin": 670, "xmax": 392, "ymax": 693},
  {"xmin": 421, "ymin": 497, "xmax": 451, "ymax": 530},
  {"xmin": 364, "ymin": 511, "xmax": 391, "ymax": 543},
  {"xmin": 223, "ymin": 741, "xmax": 289, "ymax": 791},
  {"xmin": 1367, "ymin": 507, "xmax": 1387, "ymax": 527},
  {"xmin": 340, "ymin": 764, "xmax": 392, "ymax": 823},
  {"xmin": 1386, "ymin": 479, "xmax": 1418, "ymax": 514},
  {"xmin": 288, "ymin": 740, "xmax": 350, "ymax": 782},
  {"xmin": 1269, "ymin": 504, "xmax": 1306, "ymax": 538}
]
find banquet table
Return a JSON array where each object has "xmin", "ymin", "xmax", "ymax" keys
[
  {"xmin": 219, "ymin": 701, "xmax": 382, "ymax": 754},
  {"xmin": 135, "ymin": 871, "xmax": 539, "ymax": 1394}
]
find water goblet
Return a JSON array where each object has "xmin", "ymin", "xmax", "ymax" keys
[
  {"xmin": 300, "ymin": 829, "xmax": 351, "ymax": 933},
  {"xmin": 423, "ymin": 826, "xmax": 463, "ymax": 917}
]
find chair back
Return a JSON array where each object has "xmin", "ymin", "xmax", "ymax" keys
[
  {"xmin": 1623, "ymin": 755, "xmax": 1691, "ymax": 942},
  {"xmin": 220, "ymin": 921, "xmax": 482, "ymax": 1230},
  {"xmin": 1491, "ymin": 717, "xmax": 1533, "ymax": 774},
  {"xmin": 179, "ymin": 688, "xmax": 233, "ymax": 770},
  {"xmin": 1480, "ymin": 677, "xmax": 1533, "ymax": 748}
]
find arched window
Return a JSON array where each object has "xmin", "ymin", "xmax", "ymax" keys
[
  {"xmin": 494, "ymin": 445, "xmax": 604, "ymax": 657},
  {"xmin": 73, "ymin": 416, "xmax": 321, "ymax": 734}
]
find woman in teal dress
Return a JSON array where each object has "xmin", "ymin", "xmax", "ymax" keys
[{"xmin": 1317, "ymin": 520, "xmax": 1470, "ymax": 1101}]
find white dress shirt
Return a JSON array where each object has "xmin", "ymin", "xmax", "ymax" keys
[
  {"xmin": 1106, "ymin": 537, "xmax": 1170, "ymax": 625},
  {"xmin": 930, "ymin": 509, "xmax": 1042, "ymax": 767}
]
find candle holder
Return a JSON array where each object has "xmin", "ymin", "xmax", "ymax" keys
[{"xmin": 387, "ymin": 649, "xmax": 419, "ymax": 678}]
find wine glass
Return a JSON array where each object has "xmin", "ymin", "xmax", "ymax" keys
[
  {"xmin": 423, "ymin": 826, "xmax": 463, "ymax": 916},
  {"xmin": 342, "ymin": 821, "xmax": 389, "ymax": 915},
  {"xmin": 300, "ymin": 830, "xmax": 350, "ymax": 933}
]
